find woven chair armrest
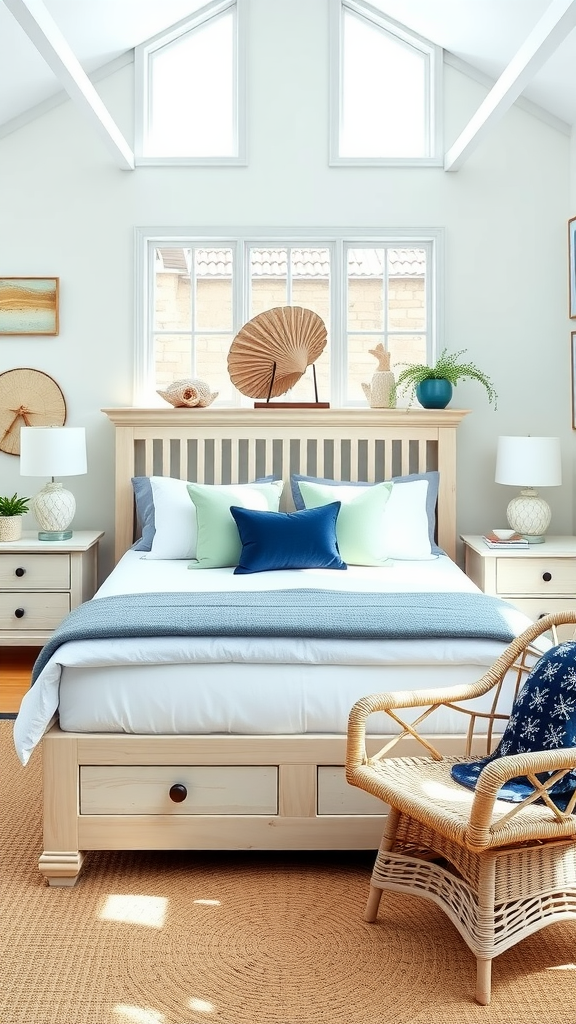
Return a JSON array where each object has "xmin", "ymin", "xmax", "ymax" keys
[
  {"xmin": 476, "ymin": 747, "xmax": 576, "ymax": 793},
  {"xmin": 346, "ymin": 681, "xmax": 499, "ymax": 769},
  {"xmin": 467, "ymin": 747, "xmax": 576, "ymax": 848}
]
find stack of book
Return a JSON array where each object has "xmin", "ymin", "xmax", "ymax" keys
[{"xmin": 482, "ymin": 531, "xmax": 530, "ymax": 549}]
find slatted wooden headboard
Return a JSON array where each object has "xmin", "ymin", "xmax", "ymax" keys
[{"xmin": 102, "ymin": 407, "xmax": 469, "ymax": 563}]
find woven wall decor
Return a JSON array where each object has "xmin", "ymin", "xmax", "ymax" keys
[
  {"xmin": 0, "ymin": 367, "xmax": 66, "ymax": 456},
  {"xmin": 227, "ymin": 306, "xmax": 327, "ymax": 400}
]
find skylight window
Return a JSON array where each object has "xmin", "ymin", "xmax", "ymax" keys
[
  {"xmin": 135, "ymin": 0, "xmax": 244, "ymax": 165},
  {"xmin": 331, "ymin": 0, "xmax": 442, "ymax": 165}
]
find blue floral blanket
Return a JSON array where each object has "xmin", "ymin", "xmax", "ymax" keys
[{"xmin": 452, "ymin": 641, "xmax": 576, "ymax": 809}]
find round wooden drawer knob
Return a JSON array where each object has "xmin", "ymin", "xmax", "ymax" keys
[
  {"xmin": 14, "ymin": 607, "xmax": 25, "ymax": 618},
  {"xmin": 542, "ymin": 572, "xmax": 552, "ymax": 582},
  {"xmin": 169, "ymin": 783, "xmax": 188, "ymax": 803},
  {"xmin": 15, "ymin": 567, "xmax": 26, "ymax": 578}
]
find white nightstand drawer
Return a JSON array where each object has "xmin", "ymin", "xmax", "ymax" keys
[
  {"xmin": 497, "ymin": 559, "xmax": 576, "ymax": 596},
  {"xmin": 0, "ymin": 592, "xmax": 71, "ymax": 630},
  {"xmin": 80, "ymin": 765, "xmax": 279, "ymax": 815},
  {"xmin": 0, "ymin": 552, "xmax": 70, "ymax": 590}
]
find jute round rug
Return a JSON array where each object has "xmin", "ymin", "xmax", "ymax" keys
[{"xmin": 1, "ymin": 720, "xmax": 576, "ymax": 1024}]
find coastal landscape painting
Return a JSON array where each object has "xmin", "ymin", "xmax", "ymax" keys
[{"xmin": 0, "ymin": 277, "xmax": 59, "ymax": 335}]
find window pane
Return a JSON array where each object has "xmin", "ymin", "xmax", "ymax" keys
[
  {"xmin": 148, "ymin": 11, "xmax": 234, "ymax": 157},
  {"xmin": 195, "ymin": 249, "xmax": 233, "ymax": 331},
  {"xmin": 154, "ymin": 248, "xmax": 191, "ymax": 331},
  {"xmin": 250, "ymin": 249, "xmax": 288, "ymax": 316},
  {"xmin": 155, "ymin": 334, "xmax": 192, "ymax": 387},
  {"xmin": 291, "ymin": 248, "xmax": 331, "ymax": 331},
  {"xmin": 388, "ymin": 249, "xmax": 426, "ymax": 331},
  {"xmin": 347, "ymin": 249, "xmax": 384, "ymax": 331},
  {"xmin": 389, "ymin": 333, "xmax": 427, "ymax": 376},
  {"xmin": 341, "ymin": 10, "xmax": 426, "ymax": 158},
  {"xmin": 347, "ymin": 334, "xmax": 385, "ymax": 404},
  {"xmin": 195, "ymin": 334, "xmax": 235, "ymax": 403}
]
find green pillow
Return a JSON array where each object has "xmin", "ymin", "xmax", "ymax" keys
[
  {"xmin": 187, "ymin": 480, "xmax": 284, "ymax": 568},
  {"xmin": 297, "ymin": 480, "xmax": 393, "ymax": 565}
]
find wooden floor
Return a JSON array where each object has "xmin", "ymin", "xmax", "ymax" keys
[{"xmin": 1, "ymin": 648, "xmax": 40, "ymax": 713}]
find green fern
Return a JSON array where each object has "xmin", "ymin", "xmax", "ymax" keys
[
  {"xmin": 394, "ymin": 348, "xmax": 498, "ymax": 408},
  {"xmin": 0, "ymin": 493, "xmax": 31, "ymax": 516}
]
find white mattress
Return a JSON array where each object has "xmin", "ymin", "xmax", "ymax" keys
[{"xmin": 14, "ymin": 551, "xmax": 538, "ymax": 764}]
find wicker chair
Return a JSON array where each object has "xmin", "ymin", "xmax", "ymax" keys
[{"xmin": 346, "ymin": 612, "xmax": 576, "ymax": 1005}]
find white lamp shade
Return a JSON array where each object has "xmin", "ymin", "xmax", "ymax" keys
[
  {"xmin": 495, "ymin": 436, "xmax": 561, "ymax": 488},
  {"xmin": 20, "ymin": 427, "xmax": 87, "ymax": 477}
]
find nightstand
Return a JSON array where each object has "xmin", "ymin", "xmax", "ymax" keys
[
  {"xmin": 0, "ymin": 530, "xmax": 104, "ymax": 646},
  {"xmin": 461, "ymin": 535, "xmax": 576, "ymax": 628}
]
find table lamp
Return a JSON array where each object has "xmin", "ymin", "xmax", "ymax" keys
[
  {"xmin": 495, "ymin": 435, "xmax": 562, "ymax": 543},
  {"xmin": 19, "ymin": 426, "xmax": 87, "ymax": 540}
]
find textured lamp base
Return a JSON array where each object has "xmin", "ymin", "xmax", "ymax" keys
[
  {"xmin": 32, "ymin": 482, "xmax": 76, "ymax": 541},
  {"xmin": 507, "ymin": 488, "xmax": 551, "ymax": 544}
]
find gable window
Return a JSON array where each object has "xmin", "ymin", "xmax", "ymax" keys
[
  {"xmin": 135, "ymin": 0, "xmax": 245, "ymax": 164},
  {"xmin": 330, "ymin": 0, "xmax": 442, "ymax": 165},
  {"xmin": 135, "ymin": 229, "xmax": 440, "ymax": 408}
]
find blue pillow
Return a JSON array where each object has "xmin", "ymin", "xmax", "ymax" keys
[
  {"xmin": 290, "ymin": 471, "xmax": 441, "ymax": 555},
  {"xmin": 131, "ymin": 474, "xmax": 278, "ymax": 553},
  {"xmin": 131, "ymin": 477, "xmax": 155, "ymax": 551},
  {"xmin": 230, "ymin": 502, "xmax": 347, "ymax": 575}
]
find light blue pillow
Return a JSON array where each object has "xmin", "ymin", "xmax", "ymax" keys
[
  {"xmin": 131, "ymin": 475, "xmax": 278, "ymax": 554},
  {"xmin": 230, "ymin": 502, "xmax": 347, "ymax": 574},
  {"xmin": 131, "ymin": 477, "xmax": 155, "ymax": 551},
  {"xmin": 290, "ymin": 471, "xmax": 441, "ymax": 555}
]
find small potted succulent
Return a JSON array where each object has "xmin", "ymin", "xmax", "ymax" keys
[
  {"xmin": 0, "ymin": 492, "xmax": 31, "ymax": 542},
  {"xmin": 394, "ymin": 348, "xmax": 498, "ymax": 410}
]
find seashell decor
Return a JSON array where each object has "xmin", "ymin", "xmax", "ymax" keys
[
  {"xmin": 228, "ymin": 306, "xmax": 327, "ymax": 399},
  {"xmin": 157, "ymin": 378, "xmax": 218, "ymax": 408}
]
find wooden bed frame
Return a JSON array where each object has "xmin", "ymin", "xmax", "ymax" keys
[{"xmin": 39, "ymin": 407, "xmax": 470, "ymax": 886}]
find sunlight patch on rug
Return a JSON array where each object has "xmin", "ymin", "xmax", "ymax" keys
[{"xmin": 100, "ymin": 894, "xmax": 168, "ymax": 928}]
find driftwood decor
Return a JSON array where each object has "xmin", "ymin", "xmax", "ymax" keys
[{"xmin": 227, "ymin": 306, "xmax": 328, "ymax": 407}]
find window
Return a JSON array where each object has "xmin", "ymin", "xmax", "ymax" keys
[
  {"xmin": 135, "ymin": 229, "xmax": 441, "ymax": 408},
  {"xmin": 135, "ymin": 0, "xmax": 245, "ymax": 164},
  {"xmin": 330, "ymin": 0, "xmax": 442, "ymax": 165}
]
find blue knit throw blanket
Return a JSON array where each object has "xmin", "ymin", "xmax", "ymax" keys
[
  {"xmin": 31, "ymin": 589, "xmax": 520, "ymax": 684},
  {"xmin": 452, "ymin": 641, "xmax": 576, "ymax": 810}
]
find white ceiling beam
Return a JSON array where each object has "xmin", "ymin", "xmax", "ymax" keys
[
  {"xmin": 2, "ymin": 0, "xmax": 134, "ymax": 170},
  {"xmin": 444, "ymin": 0, "xmax": 576, "ymax": 172}
]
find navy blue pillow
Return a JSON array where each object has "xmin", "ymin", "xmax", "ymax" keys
[
  {"xmin": 290, "ymin": 471, "xmax": 442, "ymax": 555},
  {"xmin": 230, "ymin": 502, "xmax": 347, "ymax": 575}
]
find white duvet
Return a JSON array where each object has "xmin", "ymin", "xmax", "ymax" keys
[{"xmin": 13, "ymin": 551, "xmax": 535, "ymax": 764}]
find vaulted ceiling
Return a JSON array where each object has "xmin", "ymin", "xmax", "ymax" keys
[{"xmin": 1, "ymin": 0, "xmax": 575, "ymax": 169}]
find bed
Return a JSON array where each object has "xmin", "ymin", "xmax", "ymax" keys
[{"xmin": 13, "ymin": 406, "xmax": 539, "ymax": 887}]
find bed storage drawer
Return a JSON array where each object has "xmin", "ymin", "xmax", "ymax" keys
[
  {"xmin": 80, "ymin": 765, "xmax": 279, "ymax": 815},
  {"xmin": 317, "ymin": 767, "xmax": 385, "ymax": 815}
]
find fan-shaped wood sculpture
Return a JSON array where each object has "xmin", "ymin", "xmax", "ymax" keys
[{"xmin": 228, "ymin": 306, "xmax": 327, "ymax": 400}]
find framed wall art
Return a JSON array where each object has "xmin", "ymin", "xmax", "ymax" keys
[
  {"xmin": 572, "ymin": 332, "xmax": 576, "ymax": 429},
  {"xmin": 0, "ymin": 277, "xmax": 59, "ymax": 335},
  {"xmin": 565, "ymin": 220, "xmax": 569, "ymax": 319}
]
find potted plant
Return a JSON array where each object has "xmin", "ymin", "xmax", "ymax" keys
[
  {"xmin": 0, "ymin": 492, "xmax": 31, "ymax": 542},
  {"xmin": 394, "ymin": 348, "xmax": 498, "ymax": 410}
]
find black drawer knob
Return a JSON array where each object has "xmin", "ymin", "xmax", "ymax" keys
[
  {"xmin": 14, "ymin": 607, "xmax": 25, "ymax": 619},
  {"xmin": 542, "ymin": 572, "xmax": 552, "ymax": 582},
  {"xmin": 14, "ymin": 567, "xmax": 26, "ymax": 578},
  {"xmin": 169, "ymin": 783, "xmax": 188, "ymax": 803}
]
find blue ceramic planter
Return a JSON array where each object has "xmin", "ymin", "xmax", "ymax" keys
[{"xmin": 416, "ymin": 378, "xmax": 453, "ymax": 409}]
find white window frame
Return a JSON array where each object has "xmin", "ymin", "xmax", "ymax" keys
[
  {"xmin": 134, "ymin": 0, "xmax": 246, "ymax": 166},
  {"xmin": 134, "ymin": 226, "xmax": 443, "ymax": 407},
  {"xmin": 329, "ymin": 0, "xmax": 443, "ymax": 166}
]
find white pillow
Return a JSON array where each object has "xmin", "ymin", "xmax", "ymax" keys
[
  {"xmin": 148, "ymin": 477, "xmax": 198, "ymax": 559},
  {"xmin": 381, "ymin": 478, "xmax": 435, "ymax": 559}
]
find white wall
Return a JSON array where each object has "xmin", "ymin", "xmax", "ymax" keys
[{"xmin": 0, "ymin": 0, "xmax": 572, "ymax": 579}]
